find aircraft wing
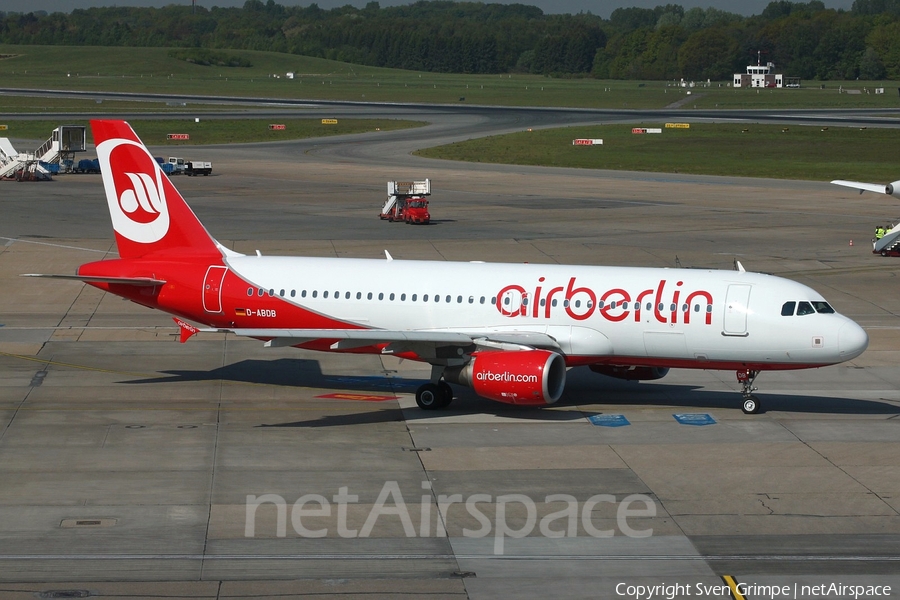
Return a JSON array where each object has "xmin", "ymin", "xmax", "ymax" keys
[
  {"xmin": 201, "ymin": 327, "xmax": 562, "ymax": 356},
  {"xmin": 22, "ymin": 274, "xmax": 167, "ymax": 286},
  {"xmin": 831, "ymin": 180, "xmax": 892, "ymax": 195}
]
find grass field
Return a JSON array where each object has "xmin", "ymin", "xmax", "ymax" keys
[
  {"xmin": 2, "ymin": 44, "xmax": 900, "ymax": 111},
  {"xmin": 0, "ymin": 94, "xmax": 239, "ymax": 114},
  {"xmin": 0, "ymin": 118, "xmax": 423, "ymax": 146},
  {"xmin": 415, "ymin": 123, "xmax": 900, "ymax": 182},
  {"xmin": 3, "ymin": 45, "xmax": 900, "ymax": 180}
]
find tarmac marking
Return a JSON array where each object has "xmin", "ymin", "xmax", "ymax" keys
[
  {"xmin": 722, "ymin": 575, "xmax": 745, "ymax": 600},
  {"xmin": 0, "ymin": 554, "xmax": 898, "ymax": 561}
]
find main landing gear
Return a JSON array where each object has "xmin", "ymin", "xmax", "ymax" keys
[
  {"xmin": 736, "ymin": 369, "xmax": 761, "ymax": 414},
  {"xmin": 415, "ymin": 381, "xmax": 453, "ymax": 410}
]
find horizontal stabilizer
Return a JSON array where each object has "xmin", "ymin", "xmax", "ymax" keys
[{"xmin": 22, "ymin": 274, "xmax": 166, "ymax": 286}]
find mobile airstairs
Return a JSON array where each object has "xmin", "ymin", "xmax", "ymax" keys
[{"xmin": 0, "ymin": 125, "xmax": 86, "ymax": 180}]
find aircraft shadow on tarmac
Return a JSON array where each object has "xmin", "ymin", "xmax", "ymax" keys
[{"xmin": 120, "ymin": 358, "xmax": 899, "ymax": 426}]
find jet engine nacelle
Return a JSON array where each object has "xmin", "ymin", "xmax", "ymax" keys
[
  {"xmin": 589, "ymin": 365, "xmax": 670, "ymax": 381},
  {"xmin": 444, "ymin": 349, "xmax": 566, "ymax": 406},
  {"xmin": 887, "ymin": 181, "xmax": 900, "ymax": 198}
]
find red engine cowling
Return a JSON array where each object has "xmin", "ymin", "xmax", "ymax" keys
[
  {"xmin": 444, "ymin": 349, "xmax": 566, "ymax": 406},
  {"xmin": 589, "ymin": 365, "xmax": 669, "ymax": 381}
]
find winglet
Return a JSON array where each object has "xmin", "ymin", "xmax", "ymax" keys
[
  {"xmin": 173, "ymin": 317, "xmax": 199, "ymax": 343},
  {"xmin": 385, "ymin": 250, "xmax": 393, "ymax": 261}
]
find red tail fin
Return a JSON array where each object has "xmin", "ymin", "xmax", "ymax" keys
[{"xmin": 92, "ymin": 120, "xmax": 220, "ymax": 259}]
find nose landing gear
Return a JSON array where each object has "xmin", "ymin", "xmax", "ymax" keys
[{"xmin": 737, "ymin": 369, "xmax": 760, "ymax": 414}]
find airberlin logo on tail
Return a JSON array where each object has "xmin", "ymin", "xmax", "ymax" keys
[{"xmin": 96, "ymin": 137, "xmax": 170, "ymax": 243}]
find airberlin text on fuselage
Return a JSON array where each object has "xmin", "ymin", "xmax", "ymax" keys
[{"xmin": 495, "ymin": 277, "xmax": 714, "ymax": 325}]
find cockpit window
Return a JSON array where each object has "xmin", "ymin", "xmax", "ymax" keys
[
  {"xmin": 781, "ymin": 301, "xmax": 796, "ymax": 316},
  {"xmin": 813, "ymin": 301, "xmax": 835, "ymax": 314},
  {"xmin": 797, "ymin": 301, "xmax": 815, "ymax": 316}
]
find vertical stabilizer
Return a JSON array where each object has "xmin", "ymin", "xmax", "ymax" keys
[{"xmin": 91, "ymin": 120, "xmax": 220, "ymax": 259}]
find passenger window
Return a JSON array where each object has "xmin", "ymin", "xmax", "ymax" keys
[
  {"xmin": 781, "ymin": 301, "xmax": 796, "ymax": 316},
  {"xmin": 457, "ymin": 295, "xmax": 462, "ymax": 303},
  {"xmin": 609, "ymin": 301, "xmax": 616, "ymax": 309},
  {"xmin": 247, "ymin": 287, "xmax": 253, "ymax": 296},
  {"xmin": 552, "ymin": 299, "xmax": 557, "ymax": 307},
  {"xmin": 446, "ymin": 295, "xmax": 451, "ymax": 303},
  {"xmin": 797, "ymin": 301, "xmax": 815, "ymax": 316},
  {"xmin": 706, "ymin": 305, "xmax": 712, "ymax": 313},
  {"xmin": 435, "ymin": 295, "xmax": 440, "ymax": 303},
  {"xmin": 356, "ymin": 292, "xmax": 361, "ymax": 299},
  {"xmin": 279, "ymin": 289, "xmax": 285, "ymax": 297},
  {"xmin": 302, "ymin": 290, "xmax": 307, "ymax": 298},
  {"xmin": 291, "ymin": 290, "xmax": 296, "ymax": 298},
  {"xmin": 424, "ymin": 294, "xmax": 429, "ymax": 302},
  {"xmin": 693, "ymin": 304, "xmax": 699, "ymax": 312},
  {"xmin": 345, "ymin": 292, "xmax": 350, "ymax": 299},
  {"xmin": 323, "ymin": 291, "xmax": 329, "ymax": 299},
  {"xmin": 411, "ymin": 294, "xmax": 416, "ymax": 302},
  {"xmin": 390, "ymin": 293, "xmax": 395, "ymax": 301},
  {"xmin": 646, "ymin": 302, "xmax": 652, "ymax": 311},
  {"xmin": 468, "ymin": 296, "xmax": 474, "ymax": 304},
  {"xmin": 522, "ymin": 297, "xmax": 528, "ymax": 306},
  {"xmin": 574, "ymin": 300, "xmax": 581, "ymax": 308},
  {"xmin": 657, "ymin": 303, "xmax": 664, "ymax": 311},
  {"xmin": 597, "ymin": 301, "xmax": 605, "ymax": 309},
  {"xmin": 258, "ymin": 288, "xmax": 264, "ymax": 297},
  {"xmin": 563, "ymin": 300, "xmax": 570, "ymax": 308},
  {"xmin": 480, "ymin": 297, "xmax": 485, "ymax": 304},
  {"xmin": 268, "ymin": 289, "xmax": 274, "ymax": 296},
  {"xmin": 813, "ymin": 301, "xmax": 835, "ymax": 314},
  {"xmin": 378, "ymin": 293, "xmax": 384, "ymax": 300},
  {"xmin": 367, "ymin": 292, "xmax": 373, "ymax": 300},
  {"xmin": 312, "ymin": 291, "xmax": 317, "ymax": 298},
  {"xmin": 540, "ymin": 298, "xmax": 546, "ymax": 307}
]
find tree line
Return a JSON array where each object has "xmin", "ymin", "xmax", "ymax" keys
[{"xmin": 3, "ymin": 0, "xmax": 900, "ymax": 80}]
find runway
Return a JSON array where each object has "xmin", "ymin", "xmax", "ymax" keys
[{"xmin": 1, "ymin": 100, "xmax": 899, "ymax": 599}]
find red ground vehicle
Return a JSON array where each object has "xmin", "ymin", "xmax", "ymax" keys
[{"xmin": 379, "ymin": 179, "xmax": 431, "ymax": 224}]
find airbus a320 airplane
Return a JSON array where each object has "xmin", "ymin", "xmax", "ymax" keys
[{"xmin": 28, "ymin": 120, "xmax": 869, "ymax": 414}]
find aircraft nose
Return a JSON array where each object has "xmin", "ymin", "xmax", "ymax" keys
[{"xmin": 838, "ymin": 321, "xmax": 868, "ymax": 359}]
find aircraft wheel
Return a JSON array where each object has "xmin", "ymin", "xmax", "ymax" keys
[
  {"xmin": 882, "ymin": 250, "xmax": 888, "ymax": 257},
  {"xmin": 416, "ymin": 383, "xmax": 443, "ymax": 410},
  {"xmin": 437, "ymin": 381, "xmax": 454, "ymax": 408},
  {"xmin": 741, "ymin": 395, "xmax": 760, "ymax": 414}
]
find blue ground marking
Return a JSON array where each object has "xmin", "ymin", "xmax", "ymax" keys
[
  {"xmin": 673, "ymin": 413, "xmax": 716, "ymax": 426},
  {"xmin": 587, "ymin": 414, "xmax": 630, "ymax": 427}
]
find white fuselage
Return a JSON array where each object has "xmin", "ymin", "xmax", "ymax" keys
[{"xmin": 225, "ymin": 256, "xmax": 868, "ymax": 368}]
